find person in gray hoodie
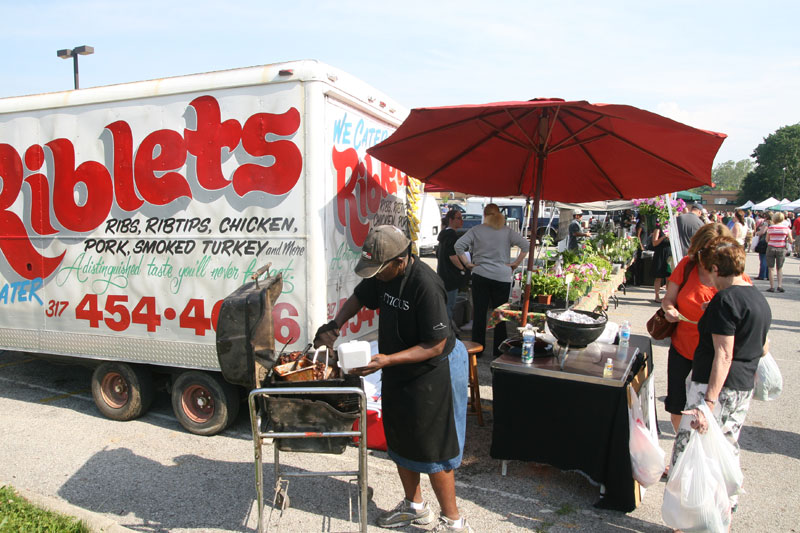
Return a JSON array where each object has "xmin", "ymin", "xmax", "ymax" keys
[{"xmin": 455, "ymin": 203, "xmax": 528, "ymax": 356}]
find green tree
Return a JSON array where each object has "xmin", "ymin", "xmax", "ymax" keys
[
  {"xmin": 691, "ymin": 159, "xmax": 753, "ymax": 194},
  {"xmin": 712, "ymin": 159, "xmax": 754, "ymax": 190},
  {"xmin": 739, "ymin": 124, "xmax": 800, "ymax": 203}
]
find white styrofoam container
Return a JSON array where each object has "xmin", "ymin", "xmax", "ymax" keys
[{"xmin": 338, "ymin": 340, "xmax": 372, "ymax": 372}]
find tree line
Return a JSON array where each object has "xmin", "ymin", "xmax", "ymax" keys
[{"xmin": 689, "ymin": 123, "xmax": 800, "ymax": 203}]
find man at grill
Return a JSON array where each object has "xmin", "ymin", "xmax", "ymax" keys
[{"xmin": 313, "ymin": 225, "xmax": 472, "ymax": 533}]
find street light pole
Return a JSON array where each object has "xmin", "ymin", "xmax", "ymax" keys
[
  {"xmin": 56, "ymin": 45, "xmax": 94, "ymax": 89},
  {"xmin": 782, "ymin": 166, "xmax": 787, "ymax": 199}
]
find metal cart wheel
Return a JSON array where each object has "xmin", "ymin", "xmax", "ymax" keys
[
  {"xmin": 249, "ymin": 386, "xmax": 368, "ymax": 533},
  {"xmin": 274, "ymin": 488, "xmax": 290, "ymax": 510}
]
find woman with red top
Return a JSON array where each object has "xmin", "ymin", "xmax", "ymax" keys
[
  {"xmin": 765, "ymin": 211, "xmax": 793, "ymax": 292},
  {"xmin": 660, "ymin": 223, "xmax": 752, "ymax": 432}
]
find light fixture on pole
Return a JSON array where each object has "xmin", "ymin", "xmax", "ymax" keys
[
  {"xmin": 56, "ymin": 45, "xmax": 94, "ymax": 90},
  {"xmin": 782, "ymin": 166, "xmax": 787, "ymax": 199}
]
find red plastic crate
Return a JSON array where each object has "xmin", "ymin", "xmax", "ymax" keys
[{"xmin": 352, "ymin": 409, "xmax": 387, "ymax": 451}]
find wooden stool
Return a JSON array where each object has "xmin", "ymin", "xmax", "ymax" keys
[{"xmin": 461, "ymin": 340, "xmax": 484, "ymax": 426}]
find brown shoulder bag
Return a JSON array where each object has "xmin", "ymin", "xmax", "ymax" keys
[{"xmin": 646, "ymin": 260, "xmax": 694, "ymax": 340}]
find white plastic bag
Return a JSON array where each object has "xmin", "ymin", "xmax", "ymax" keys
[
  {"xmin": 753, "ymin": 352, "xmax": 783, "ymax": 401},
  {"xmin": 697, "ymin": 403, "xmax": 744, "ymax": 498},
  {"xmin": 749, "ymin": 234, "xmax": 759, "ymax": 252},
  {"xmin": 628, "ymin": 385, "xmax": 665, "ymax": 487},
  {"xmin": 662, "ymin": 430, "xmax": 731, "ymax": 532}
]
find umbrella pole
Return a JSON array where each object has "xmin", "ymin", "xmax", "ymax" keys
[{"xmin": 520, "ymin": 155, "xmax": 546, "ymax": 326}]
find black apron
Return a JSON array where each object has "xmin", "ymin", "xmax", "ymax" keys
[{"xmin": 379, "ymin": 258, "xmax": 458, "ymax": 463}]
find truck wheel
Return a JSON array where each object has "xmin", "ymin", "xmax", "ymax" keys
[
  {"xmin": 171, "ymin": 371, "xmax": 240, "ymax": 436},
  {"xmin": 91, "ymin": 362, "xmax": 154, "ymax": 421}
]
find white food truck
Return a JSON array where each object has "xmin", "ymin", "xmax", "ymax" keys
[{"xmin": 0, "ymin": 60, "xmax": 411, "ymax": 434}]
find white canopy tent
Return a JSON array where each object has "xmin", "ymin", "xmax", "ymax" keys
[
  {"xmin": 750, "ymin": 197, "xmax": 780, "ymax": 211},
  {"xmin": 768, "ymin": 198, "xmax": 800, "ymax": 211},
  {"xmin": 738, "ymin": 200, "xmax": 755, "ymax": 209},
  {"xmin": 554, "ymin": 200, "xmax": 637, "ymax": 211}
]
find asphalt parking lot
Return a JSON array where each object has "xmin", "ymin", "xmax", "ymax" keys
[{"xmin": 1, "ymin": 252, "xmax": 797, "ymax": 532}]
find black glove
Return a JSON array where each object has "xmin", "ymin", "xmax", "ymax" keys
[{"xmin": 313, "ymin": 320, "xmax": 340, "ymax": 348}]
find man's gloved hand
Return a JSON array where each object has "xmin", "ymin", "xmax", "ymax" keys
[{"xmin": 313, "ymin": 320, "xmax": 340, "ymax": 349}]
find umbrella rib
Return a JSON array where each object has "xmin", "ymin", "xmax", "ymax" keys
[
  {"xmin": 548, "ymin": 116, "xmax": 604, "ymax": 152},
  {"xmin": 499, "ymin": 109, "xmax": 538, "ymax": 148},
  {"xmin": 558, "ymin": 108, "xmax": 696, "ymax": 176},
  {"xmin": 424, "ymin": 124, "xmax": 527, "ymax": 180},
  {"xmin": 516, "ymin": 149, "xmax": 536, "ymax": 196},
  {"xmin": 377, "ymin": 107, "xmax": 533, "ymax": 148},
  {"xmin": 549, "ymin": 133, "xmax": 609, "ymax": 154},
  {"xmin": 477, "ymin": 117, "xmax": 537, "ymax": 151},
  {"xmin": 413, "ymin": 110, "xmax": 543, "ymax": 178},
  {"xmin": 556, "ymin": 116, "xmax": 624, "ymax": 198}
]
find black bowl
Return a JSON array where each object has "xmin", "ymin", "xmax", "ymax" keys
[{"xmin": 545, "ymin": 309, "xmax": 607, "ymax": 348}]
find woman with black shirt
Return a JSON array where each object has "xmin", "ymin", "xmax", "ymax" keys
[
  {"xmin": 670, "ymin": 235, "xmax": 771, "ymax": 518},
  {"xmin": 650, "ymin": 223, "xmax": 671, "ymax": 302}
]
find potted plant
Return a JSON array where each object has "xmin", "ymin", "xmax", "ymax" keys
[
  {"xmin": 632, "ymin": 197, "xmax": 686, "ymax": 232},
  {"xmin": 530, "ymin": 272, "xmax": 562, "ymax": 304}
]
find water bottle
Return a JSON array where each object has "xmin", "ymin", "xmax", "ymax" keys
[
  {"xmin": 521, "ymin": 325, "xmax": 535, "ymax": 364},
  {"xmin": 603, "ymin": 358, "xmax": 614, "ymax": 378},
  {"xmin": 618, "ymin": 320, "xmax": 631, "ymax": 353}
]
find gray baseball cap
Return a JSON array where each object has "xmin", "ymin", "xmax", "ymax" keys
[{"xmin": 354, "ymin": 225, "xmax": 411, "ymax": 278}]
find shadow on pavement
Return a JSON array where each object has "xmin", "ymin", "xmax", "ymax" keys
[
  {"xmin": 763, "ymin": 317, "xmax": 800, "ymax": 335},
  {"xmin": 58, "ymin": 447, "xmax": 377, "ymax": 532},
  {"xmin": 738, "ymin": 424, "xmax": 800, "ymax": 461}
]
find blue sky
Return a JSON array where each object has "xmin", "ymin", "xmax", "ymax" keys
[{"xmin": 1, "ymin": 0, "xmax": 798, "ymax": 165}]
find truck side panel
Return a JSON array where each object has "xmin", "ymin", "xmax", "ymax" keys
[
  {"xmin": 322, "ymin": 95, "xmax": 407, "ymax": 342},
  {"xmin": 0, "ymin": 83, "xmax": 311, "ymax": 369}
]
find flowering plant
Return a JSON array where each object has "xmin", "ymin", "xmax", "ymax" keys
[
  {"xmin": 530, "ymin": 271, "xmax": 563, "ymax": 296},
  {"xmin": 632, "ymin": 196, "xmax": 686, "ymax": 226}
]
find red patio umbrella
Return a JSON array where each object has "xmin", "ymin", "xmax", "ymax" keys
[{"xmin": 367, "ymin": 98, "xmax": 726, "ymax": 323}]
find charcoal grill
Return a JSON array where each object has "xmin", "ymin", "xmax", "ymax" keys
[{"xmin": 215, "ymin": 265, "xmax": 369, "ymax": 533}]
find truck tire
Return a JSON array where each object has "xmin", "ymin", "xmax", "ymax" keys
[
  {"xmin": 91, "ymin": 362, "xmax": 155, "ymax": 421},
  {"xmin": 171, "ymin": 371, "xmax": 240, "ymax": 436}
]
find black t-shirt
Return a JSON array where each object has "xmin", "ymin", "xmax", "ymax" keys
[
  {"xmin": 436, "ymin": 228, "xmax": 467, "ymax": 291},
  {"xmin": 354, "ymin": 256, "xmax": 456, "ymax": 375},
  {"xmin": 692, "ymin": 284, "xmax": 771, "ymax": 390}
]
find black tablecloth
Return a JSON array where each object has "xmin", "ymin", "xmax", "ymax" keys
[{"xmin": 490, "ymin": 335, "xmax": 652, "ymax": 512}]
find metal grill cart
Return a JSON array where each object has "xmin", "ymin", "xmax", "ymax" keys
[
  {"xmin": 249, "ymin": 385, "xmax": 368, "ymax": 533},
  {"xmin": 215, "ymin": 266, "xmax": 369, "ymax": 532}
]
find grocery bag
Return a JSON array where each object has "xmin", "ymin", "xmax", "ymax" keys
[
  {"xmin": 628, "ymin": 384, "xmax": 665, "ymax": 487},
  {"xmin": 697, "ymin": 403, "xmax": 744, "ymax": 498},
  {"xmin": 753, "ymin": 352, "xmax": 783, "ymax": 401},
  {"xmin": 662, "ymin": 430, "xmax": 731, "ymax": 532}
]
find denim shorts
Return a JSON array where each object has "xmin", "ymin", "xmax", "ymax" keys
[{"xmin": 387, "ymin": 340, "xmax": 468, "ymax": 473}]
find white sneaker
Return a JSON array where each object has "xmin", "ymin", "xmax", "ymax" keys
[
  {"xmin": 376, "ymin": 499, "xmax": 434, "ymax": 528},
  {"xmin": 432, "ymin": 515, "xmax": 475, "ymax": 532}
]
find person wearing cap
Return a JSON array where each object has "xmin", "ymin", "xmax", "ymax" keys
[
  {"xmin": 675, "ymin": 203, "xmax": 705, "ymax": 257},
  {"xmin": 313, "ymin": 225, "xmax": 473, "ymax": 533},
  {"xmin": 568, "ymin": 209, "xmax": 590, "ymax": 250},
  {"xmin": 437, "ymin": 209, "xmax": 469, "ymax": 320}
]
